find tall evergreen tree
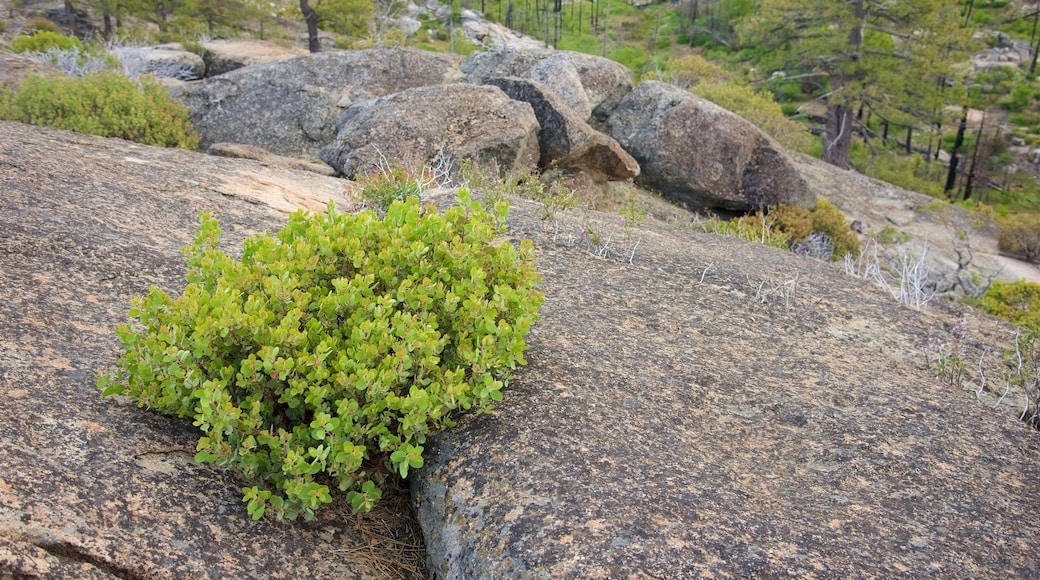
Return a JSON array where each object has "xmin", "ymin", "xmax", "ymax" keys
[{"xmin": 738, "ymin": 0, "xmax": 967, "ymax": 168}]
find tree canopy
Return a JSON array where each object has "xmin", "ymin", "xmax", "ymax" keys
[{"xmin": 738, "ymin": 0, "xmax": 969, "ymax": 168}]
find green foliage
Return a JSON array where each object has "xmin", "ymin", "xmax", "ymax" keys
[
  {"xmin": 693, "ymin": 212, "xmax": 792, "ymax": 250},
  {"xmin": 1001, "ymin": 82, "xmax": 1034, "ymax": 113},
  {"xmin": 11, "ymin": 30, "xmax": 83, "ymax": 54},
  {"xmin": 0, "ymin": 72, "xmax": 199, "ymax": 149},
  {"xmin": 316, "ymin": 0, "xmax": 373, "ymax": 37},
  {"xmin": 695, "ymin": 199, "xmax": 859, "ymax": 260},
  {"xmin": 974, "ymin": 280, "xmax": 1040, "ymax": 329},
  {"xmin": 848, "ymin": 141, "xmax": 945, "ymax": 198},
  {"xmin": 737, "ymin": 0, "xmax": 968, "ymax": 167},
  {"xmin": 769, "ymin": 199, "xmax": 861, "ymax": 259},
  {"xmin": 349, "ymin": 165, "xmax": 427, "ymax": 211},
  {"xmin": 997, "ymin": 213, "xmax": 1040, "ymax": 264},
  {"xmin": 98, "ymin": 191, "xmax": 544, "ymax": 520}
]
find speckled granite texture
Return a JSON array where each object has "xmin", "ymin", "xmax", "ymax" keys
[
  {"xmin": 415, "ymin": 190, "xmax": 1040, "ymax": 577},
  {"xmin": 0, "ymin": 122, "xmax": 418, "ymax": 578}
]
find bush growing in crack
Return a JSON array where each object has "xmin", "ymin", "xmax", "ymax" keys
[{"xmin": 98, "ymin": 190, "xmax": 544, "ymax": 520}]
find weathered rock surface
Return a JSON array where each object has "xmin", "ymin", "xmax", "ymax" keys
[
  {"xmin": 788, "ymin": 151, "xmax": 1040, "ymax": 285},
  {"xmin": 414, "ymin": 180, "xmax": 1040, "ymax": 578},
  {"xmin": 462, "ymin": 48, "xmax": 632, "ymax": 122},
  {"xmin": 170, "ymin": 47, "xmax": 465, "ymax": 158},
  {"xmin": 199, "ymin": 39, "xmax": 308, "ymax": 77},
  {"xmin": 207, "ymin": 141, "xmax": 337, "ymax": 176},
  {"xmin": 460, "ymin": 15, "xmax": 546, "ymax": 51},
  {"xmin": 485, "ymin": 76, "xmax": 638, "ymax": 180},
  {"xmin": 524, "ymin": 52, "xmax": 593, "ymax": 120},
  {"xmin": 607, "ymin": 80, "xmax": 814, "ymax": 212},
  {"xmin": 560, "ymin": 51, "xmax": 635, "ymax": 123},
  {"xmin": 0, "ymin": 51, "xmax": 59, "ymax": 88},
  {"xmin": 0, "ymin": 121, "xmax": 423, "ymax": 578},
  {"xmin": 319, "ymin": 84, "xmax": 540, "ymax": 178},
  {"xmin": 108, "ymin": 44, "xmax": 206, "ymax": 80}
]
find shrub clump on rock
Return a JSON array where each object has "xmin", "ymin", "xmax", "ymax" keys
[
  {"xmin": 998, "ymin": 213, "xmax": 1040, "ymax": 264},
  {"xmin": 0, "ymin": 72, "xmax": 199, "ymax": 149},
  {"xmin": 98, "ymin": 192, "xmax": 543, "ymax": 520}
]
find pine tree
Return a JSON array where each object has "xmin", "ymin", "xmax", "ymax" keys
[{"xmin": 738, "ymin": 0, "xmax": 968, "ymax": 169}]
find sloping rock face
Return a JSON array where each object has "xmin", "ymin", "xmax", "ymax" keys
[
  {"xmin": 485, "ymin": 76, "xmax": 638, "ymax": 180},
  {"xmin": 414, "ymin": 186, "xmax": 1040, "ymax": 577},
  {"xmin": 169, "ymin": 47, "xmax": 465, "ymax": 158},
  {"xmin": 200, "ymin": 39, "xmax": 308, "ymax": 77},
  {"xmin": 0, "ymin": 51, "xmax": 60, "ymax": 88},
  {"xmin": 607, "ymin": 80, "xmax": 814, "ymax": 213},
  {"xmin": 462, "ymin": 49, "xmax": 633, "ymax": 123},
  {"xmin": 787, "ymin": 151, "xmax": 1040, "ymax": 285},
  {"xmin": 0, "ymin": 122, "xmax": 423, "ymax": 578},
  {"xmin": 319, "ymin": 84, "xmax": 540, "ymax": 178}
]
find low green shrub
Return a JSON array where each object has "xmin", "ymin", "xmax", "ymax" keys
[
  {"xmin": 11, "ymin": 29, "xmax": 82, "ymax": 54},
  {"xmin": 693, "ymin": 212, "xmax": 792, "ymax": 250},
  {"xmin": 998, "ymin": 213, "xmax": 1040, "ymax": 263},
  {"xmin": 973, "ymin": 280, "xmax": 1040, "ymax": 329},
  {"xmin": 770, "ymin": 199, "xmax": 861, "ymax": 260},
  {"xmin": 0, "ymin": 72, "xmax": 199, "ymax": 149},
  {"xmin": 98, "ymin": 192, "xmax": 543, "ymax": 520}
]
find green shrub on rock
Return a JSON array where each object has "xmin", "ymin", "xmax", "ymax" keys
[
  {"xmin": 998, "ymin": 213, "xmax": 1040, "ymax": 264},
  {"xmin": 98, "ymin": 192, "xmax": 543, "ymax": 520},
  {"xmin": 973, "ymin": 280, "xmax": 1040, "ymax": 330},
  {"xmin": 10, "ymin": 30, "xmax": 82, "ymax": 54},
  {"xmin": 0, "ymin": 72, "xmax": 199, "ymax": 149}
]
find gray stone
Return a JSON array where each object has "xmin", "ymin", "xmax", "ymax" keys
[
  {"xmin": 109, "ymin": 43, "xmax": 206, "ymax": 80},
  {"xmin": 319, "ymin": 84, "xmax": 540, "ymax": 178},
  {"xmin": 464, "ymin": 49, "xmax": 624, "ymax": 122},
  {"xmin": 485, "ymin": 76, "xmax": 638, "ymax": 180},
  {"xmin": 606, "ymin": 81, "xmax": 813, "ymax": 212},
  {"xmin": 563, "ymin": 50, "xmax": 635, "ymax": 123},
  {"xmin": 199, "ymin": 38, "xmax": 308, "ymax": 77},
  {"xmin": 170, "ymin": 47, "xmax": 464, "ymax": 159}
]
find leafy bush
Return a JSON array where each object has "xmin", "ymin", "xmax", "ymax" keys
[
  {"xmin": 770, "ymin": 199, "xmax": 861, "ymax": 260},
  {"xmin": 973, "ymin": 280, "xmax": 1040, "ymax": 329},
  {"xmin": 998, "ymin": 213, "xmax": 1040, "ymax": 263},
  {"xmin": 11, "ymin": 30, "xmax": 82, "ymax": 54},
  {"xmin": 0, "ymin": 72, "xmax": 199, "ymax": 149},
  {"xmin": 98, "ymin": 192, "xmax": 543, "ymax": 520},
  {"xmin": 692, "ymin": 212, "xmax": 792, "ymax": 250},
  {"xmin": 694, "ymin": 199, "xmax": 859, "ymax": 260}
]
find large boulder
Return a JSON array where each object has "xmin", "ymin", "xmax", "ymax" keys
[
  {"xmin": 319, "ymin": 84, "xmax": 540, "ymax": 178},
  {"xmin": 108, "ymin": 43, "xmax": 206, "ymax": 80},
  {"xmin": 485, "ymin": 76, "xmax": 638, "ymax": 180},
  {"xmin": 564, "ymin": 50, "xmax": 634, "ymax": 123},
  {"xmin": 199, "ymin": 39, "xmax": 308, "ymax": 77},
  {"xmin": 462, "ymin": 49, "xmax": 632, "ymax": 123},
  {"xmin": 606, "ymin": 80, "xmax": 814, "ymax": 213},
  {"xmin": 169, "ymin": 47, "xmax": 465, "ymax": 159},
  {"xmin": 413, "ymin": 186, "xmax": 1040, "ymax": 578},
  {"xmin": 0, "ymin": 121, "xmax": 423, "ymax": 578}
]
